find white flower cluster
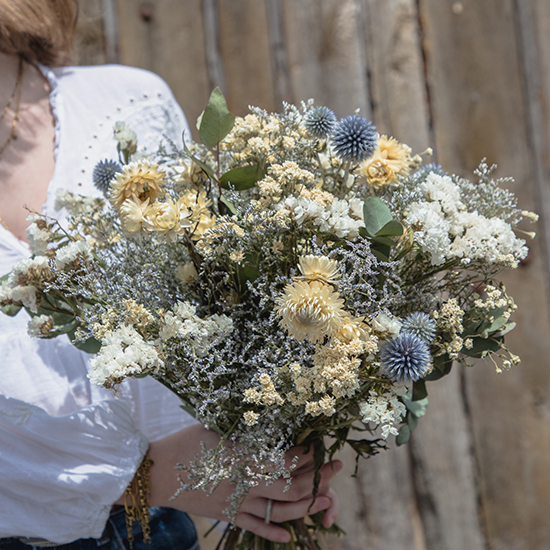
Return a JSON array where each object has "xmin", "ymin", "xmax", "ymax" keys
[
  {"xmin": 55, "ymin": 188, "xmax": 103, "ymax": 215},
  {"xmin": 0, "ymin": 256, "xmax": 51, "ymax": 313},
  {"xmin": 54, "ymin": 241, "xmax": 93, "ymax": 270},
  {"xmin": 27, "ymin": 314, "xmax": 54, "ymax": 337},
  {"xmin": 159, "ymin": 301, "xmax": 234, "ymax": 355},
  {"xmin": 406, "ymin": 173, "xmax": 527, "ymax": 266},
  {"xmin": 88, "ymin": 323, "xmax": 163, "ymax": 386},
  {"xmin": 277, "ymin": 196, "xmax": 365, "ymax": 239},
  {"xmin": 26, "ymin": 215, "xmax": 50, "ymax": 255},
  {"xmin": 359, "ymin": 385, "xmax": 408, "ymax": 439}
]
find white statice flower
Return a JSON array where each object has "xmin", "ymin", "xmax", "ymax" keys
[
  {"xmin": 407, "ymin": 171, "xmax": 527, "ymax": 266},
  {"xmin": 359, "ymin": 385, "xmax": 408, "ymax": 439},
  {"xmin": 54, "ymin": 188, "xmax": 103, "ymax": 215},
  {"xmin": 277, "ymin": 196, "xmax": 364, "ymax": 239},
  {"xmin": 55, "ymin": 240, "xmax": 93, "ymax": 270},
  {"xmin": 26, "ymin": 215, "xmax": 50, "ymax": 255},
  {"xmin": 449, "ymin": 212, "xmax": 527, "ymax": 263},
  {"xmin": 88, "ymin": 324, "xmax": 163, "ymax": 387},
  {"xmin": 406, "ymin": 202, "xmax": 451, "ymax": 266},
  {"xmin": 371, "ymin": 313, "xmax": 401, "ymax": 338},
  {"xmin": 159, "ymin": 301, "xmax": 234, "ymax": 355},
  {"xmin": 27, "ymin": 314, "xmax": 54, "ymax": 337}
]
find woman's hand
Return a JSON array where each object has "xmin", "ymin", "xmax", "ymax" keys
[{"xmin": 145, "ymin": 423, "xmax": 342, "ymax": 543}]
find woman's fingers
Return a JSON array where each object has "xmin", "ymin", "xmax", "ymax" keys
[
  {"xmin": 322, "ymin": 488, "xmax": 341, "ymax": 528},
  {"xmin": 249, "ymin": 459, "xmax": 343, "ymax": 501},
  {"xmin": 236, "ymin": 495, "xmax": 332, "ymax": 542}
]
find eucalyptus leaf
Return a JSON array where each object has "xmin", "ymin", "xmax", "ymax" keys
[
  {"xmin": 219, "ymin": 195, "xmax": 237, "ymax": 215},
  {"xmin": 461, "ymin": 336, "xmax": 503, "ymax": 358},
  {"xmin": 199, "ymin": 87, "xmax": 235, "ymax": 147},
  {"xmin": 363, "ymin": 197, "xmax": 393, "ymax": 237},
  {"xmin": 396, "ymin": 425, "xmax": 411, "ymax": 446},
  {"xmin": 375, "ymin": 220, "xmax": 404, "ymax": 238},
  {"xmin": 413, "ymin": 379, "xmax": 428, "ymax": 401},
  {"xmin": 407, "ymin": 412, "xmax": 419, "ymax": 431},
  {"xmin": 494, "ymin": 321, "xmax": 516, "ymax": 337},
  {"xmin": 220, "ymin": 164, "xmax": 265, "ymax": 191},
  {"xmin": 370, "ymin": 236, "xmax": 397, "ymax": 247},
  {"xmin": 1, "ymin": 303, "xmax": 22, "ymax": 317},
  {"xmin": 183, "ymin": 142, "xmax": 218, "ymax": 181},
  {"xmin": 68, "ymin": 329, "xmax": 101, "ymax": 354},
  {"xmin": 402, "ymin": 394, "xmax": 428, "ymax": 417}
]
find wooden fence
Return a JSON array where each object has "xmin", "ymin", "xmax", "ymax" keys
[{"xmin": 74, "ymin": 1, "xmax": 550, "ymax": 548}]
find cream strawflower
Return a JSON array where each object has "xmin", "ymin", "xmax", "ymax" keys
[
  {"xmin": 357, "ymin": 135, "xmax": 414, "ymax": 188},
  {"xmin": 143, "ymin": 197, "xmax": 192, "ymax": 241},
  {"xmin": 275, "ymin": 280, "xmax": 346, "ymax": 342},
  {"xmin": 297, "ymin": 255, "xmax": 340, "ymax": 284},
  {"xmin": 119, "ymin": 197, "xmax": 153, "ymax": 234},
  {"xmin": 109, "ymin": 160, "xmax": 166, "ymax": 211}
]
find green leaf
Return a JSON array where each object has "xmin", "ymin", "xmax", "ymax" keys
[
  {"xmin": 1, "ymin": 303, "xmax": 22, "ymax": 316},
  {"xmin": 220, "ymin": 164, "xmax": 266, "ymax": 191},
  {"xmin": 183, "ymin": 142, "xmax": 218, "ymax": 181},
  {"xmin": 461, "ymin": 336, "xmax": 503, "ymax": 358},
  {"xmin": 413, "ymin": 379, "xmax": 428, "ymax": 401},
  {"xmin": 375, "ymin": 220, "xmax": 404, "ymax": 238},
  {"xmin": 494, "ymin": 321, "xmax": 516, "ymax": 337},
  {"xmin": 371, "ymin": 243, "xmax": 391, "ymax": 262},
  {"xmin": 219, "ymin": 195, "xmax": 237, "ymax": 215},
  {"xmin": 370, "ymin": 236, "xmax": 397, "ymax": 247},
  {"xmin": 199, "ymin": 87, "xmax": 235, "ymax": 147},
  {"xmin": 402, "ymin": 394, "xmax": 428, "ymax": 418},
  {"xmin": 196, "ymin": 110, "xmax": 204, "ymax": 131},
  {"xmin": 396, "ymin": 425, "xmax": 411, "ymax": 446},
  {"xmin": 407, "ymin": 412, "xmax": 419, "ymax": 431},
  {"xmin": 68, "ymin": 329, "xmax": 101, "ymax": 354},
  {"xmin": 425, "ymin": 353, "xmax": 452, "ymax": 381},
  {"xmin": 363, "ymin": 197, "xmax": 393, "ymax": 237}
]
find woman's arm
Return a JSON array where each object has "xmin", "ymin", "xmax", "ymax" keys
[{"xmin": 147, "ymin": 422, "xmax": 342, "ymax": 544}]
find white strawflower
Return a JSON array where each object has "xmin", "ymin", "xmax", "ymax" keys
[
  {"xmin": 88, "ymin": 324, "xmax": 163, "ymax": 387},
  {"xmin": 27, "ymin": 314, "xmax": 54, "ymax": 337},
  {"xmin": 371, "ymin": 313, "xmax": 401, "ymax": 338},
  {"xmin": 55, "ymin": 241, "xmax": 93, "ymax": 270},
  {"xmin": 26, "ymin": 216, "xmax": 50, "ymax": 255}
]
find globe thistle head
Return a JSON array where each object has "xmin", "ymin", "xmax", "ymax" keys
[
  {"xmin": 401, "ymin": 312, "xmax": 436, "ymax": 343},
  {"xmin": 379, "ymin": 332, "xmax": 431, "ymax": 384},
  {"xmin": 93, "ymin": 159, "xmax": 122, "ymax": 195},
  {"xmin": 304, "ymin": 106, "xmax": 337, "ymax": 139},
  {"xmin": 331, "ymin": 115, "xmax": 378, "ymax": 163}
]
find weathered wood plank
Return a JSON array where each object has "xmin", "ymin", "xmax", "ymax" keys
[
  {"xmin": 280, "ymin": 0, "xmax": 370, "ymax": 118},
  {"xmin": 360, "ymin": 0, "xmax": 431, "ymax": 151},
  {"xmin": 74, "ymin": 0, "xmax": 108, "ymax": 65},
  {"xmin": 419, "ymin": 0, "xmax": 550, "ymax": 547},
  {"xmin": 217, "ymin": 0, "xmax": 276, "ymax": 115},
  {"xmin": 116, "ymin": 0, "xmax": 211, "ymax": 140}
]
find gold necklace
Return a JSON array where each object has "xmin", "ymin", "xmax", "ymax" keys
[{"xmin": 0, "ymin": 57, "xmax": 23, "ymax": 158}]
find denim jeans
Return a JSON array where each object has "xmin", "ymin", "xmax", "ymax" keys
[{"xmin": 0, "ymin": 507, "xmax": 200, "ymax": 550}]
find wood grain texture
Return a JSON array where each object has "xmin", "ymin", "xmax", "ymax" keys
[
  {"xmin": 217, "ymin": 0, "xmax": 276, "ymax": 115},
  {"xmin": 419, "ymin": 0, "xmax": 550, "ymax": 547},
  {"xmin": 116, "ymin": 0, "xmax": 211, "ymax": 140},
  {"xmin": 74, "ymin": 0, "xmax": 108, "ymax": 65},
  {"xmin": 280, "ymin": 0, "xmax": 370, "ymax": 118}
]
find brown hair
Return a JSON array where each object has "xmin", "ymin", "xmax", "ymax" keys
[{"xmin": 0, "ymin": 0, "xmax": 78, "ymax": 66}]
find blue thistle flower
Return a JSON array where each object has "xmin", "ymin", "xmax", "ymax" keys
[
  {"xmin": 304, "ymin": 107, "xmax": 337, "ymax": 139},
  {"xmin": 401, "ymin": 312, "xmax": 436, "ymax": 343},
  {"xmin": 331, "ymin": 115, "xmax": 378, "ymax": 163},
  {"xmin": 93, "ymin": 159, "xmax": 122, "ymax": 194},
  {"xmin": 379, "ymin": 333, "xmax": 431, "ymax": 384}
]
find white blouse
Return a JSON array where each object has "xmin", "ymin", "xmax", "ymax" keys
[{"xmin": 0, "ymin": 64, "xmax": 196, "ymax": 543}]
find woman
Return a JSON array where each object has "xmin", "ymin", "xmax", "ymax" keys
[{"xmin": 0, "ymin": 1, "xmax": 341, "ymax": 547}]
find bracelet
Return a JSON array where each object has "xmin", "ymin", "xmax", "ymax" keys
[{"xmin": 124, "ymin": 454, "xmax": 154, "ymax": 548}]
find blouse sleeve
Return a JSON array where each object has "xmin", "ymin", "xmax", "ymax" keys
[{"xmin": 0, "ymin": 395, "xmax": 148, "ymax": 543}]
